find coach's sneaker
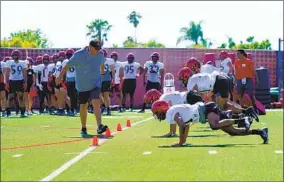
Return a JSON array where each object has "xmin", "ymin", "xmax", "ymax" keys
[
  {"xmin": 246, "ymin": 106, "xmax": 259, "ymax": 122},
  {"xmin": 1, "ymin": 111, "xmax": 6, "ymax": 117},
  {"xmin": 106, "ymin": 108, "xmax": 111, "ymax": 115},
  {"xmin": 97, "ymin": 124, "xmax": 108, "ymax": 134},
  {"xmin": 260, "ymin": 128, "xmax": 269, "ymax": 144},
  {"xmin": 80, "ymin": 128, "xmax": 89, "ymax": 138}
]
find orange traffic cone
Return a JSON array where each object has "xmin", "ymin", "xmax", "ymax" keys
[
  {"xmin": 92, "ymin": 136, "xmax": 98, "ymax": 146},
  {"xmin": 126, "ymin": 120, "xmax": 131, "ymax": 127},
  {"xmin": 117, "ymin": 123, "xmax": 122, "ymax": 131},
  {"xmin": 105, "ymin": 128, "xmax": 111, "ymax": 137}
]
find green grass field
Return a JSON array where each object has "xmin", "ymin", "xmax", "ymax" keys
[{"xmin": 1, "ymin": 110, "xmax": 283, "ymax": 181}]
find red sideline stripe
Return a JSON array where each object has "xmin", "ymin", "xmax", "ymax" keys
[{"xmin": 0, "ymin": 138, "xmax": 89, "ymax": 151}]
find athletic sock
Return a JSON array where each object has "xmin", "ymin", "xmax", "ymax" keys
[
  {"xmin": 251, "ymin": 129, "xmax": 262, "ymax": 135},
  {"xmin": 141, "ymin": 103, "xmax": 146, "ymax": 111},
  {"xmin": 20, "ymin": 107, "xmax": 25, "ymax": 115}
]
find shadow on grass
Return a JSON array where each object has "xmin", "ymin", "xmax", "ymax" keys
[
  {"xmin": 63, "ymin": 134, "xmax": 114, "ymax": 139},
  {"xmin": 151, "ymin": 134, "xmax": 224, "ymax": 138},
  {"xmin": 158, "ymin": 143, "xmax": 256, "ymax": 148}
]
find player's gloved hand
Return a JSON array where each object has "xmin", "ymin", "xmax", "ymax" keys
[
  {"xmin": 37, "ymin": 83, "xmax": 43, "ymax": 91},
  {"xmin": 5, "ymin": 83, "xmax": 9, "ymax": 91},
  {"xmin": 62, "ymin": 81, "xmax": 67, "ymax": 90}
]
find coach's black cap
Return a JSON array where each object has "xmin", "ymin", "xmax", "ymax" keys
[{"xmin": 89, "ymin": 39, "xmax": 101, "ymax": 48}]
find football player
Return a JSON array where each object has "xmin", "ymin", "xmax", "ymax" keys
[
  {"xmin": 5, "ymin": 50, "xmax": 27, "ymax": 117},
  {"xmin": 151, "ymin": 100, "xmax": 268, "ymax": 147},
  {"xmin": 110, "ymin": 52, "xmax": 124, "ymax": 113},
  {"xmin": 219, "ymin": 51, "xmax": 234, "ymax": 81},
  {"xmin": 62, "ymin": 48, "xmax": 77, "ymax": 116},
  {"xmin": 120, "ymin": 53, "xmax": 143, "ymax": 112},
  {"xmin": 0, "ymin": 56, "xmax": 11, "ymax": 117},
  {"xmin": 36, "ymin": 54, "xmax": 54, "ymax": 114},
  {"xmin": 101, "ymin": 49, "xmax": 115, "ymax": 115},
  {"xmin": 138, "ymin": 52, "xmax": 164, "ymax": 113},
  {"xmin": 53, "ymin": 51, "xmax": 67, "ymax": 115}
]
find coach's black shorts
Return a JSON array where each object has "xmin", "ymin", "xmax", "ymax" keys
[
  {"xmin": 112, "ymin": 84, "xmax": 121, "ymax": 93},
  {"xmin": 79, "ymin": 87, "xmax": 101, "ymax": 104},
  {"xmin": 101, "ymin": 81, "xmax": 112, "ymax": 92},
  {"xmin": 213, "ymin": 75, "xmax": 232, "ymax": 98},
  {"xmin": 9, "ymin": 80, "xmax": 24, "ymax": 93},
  {"xmin": 146, "ymin": 81, "xmax": 161, "ymax": 92},
  {"xmin": 0, "ymin": 83, "xmax": 5, "ymax": 92},
  {"xmin": 122, "ymin": 79, "xmax": 136, "ymax": 96}
]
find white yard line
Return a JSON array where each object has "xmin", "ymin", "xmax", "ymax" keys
[{"xmin": 39, "ymin": 117, "xmax": 153, "ymax": 182}]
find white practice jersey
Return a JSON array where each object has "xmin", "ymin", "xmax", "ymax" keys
[
  {"xmin": 220, "ymin": 57, "xmax": 232, "ymax": 75},
  {"xmin": 114, "ymin": 61, "xmax": 125, "ymax": 84},
  {"xmin": 144, "ymin": 61, "xmax": 164, "ymax": 83},
  {"xmin": 37, "ymin": 64, "xmax": 53, "ymax": 82},
  {"xmin": 31, "ymin": 65, "xmax": 38, "ymax": 73},
  {"xmin": 122, "ymin": 62, "xmax": 141, "ymax": 79},
  {"xmin": 159, "ymin": 91, "xmax": 187, "ymax": 105},
  {"xmin": 166, "ymin": 102, "xmax": 204, "ymax": 125},
  {"xmin": 48, "ymin": 63, "xmax": 55, "ymax": 76},
  {"xmin": 187, "ymin": 73, "xmax": 215, "ymax": 92},
  {"xmin": 62, "ymin": 59, "xmax": 76, "ymax": 78},
  {"xmin": 54, "ymin": 61, "xmax": 63, "ymax": 78},
  {"xmin": 200, "ymin": 64, "xmax": 221, "ymax": 74},
  {"xmin": 1, "ymin": 61, "xmax": 6, "ymax": 83},
  {"xmin": 104, "ymin": 58, "xmax": 115, "ymax": 72},
  {"xmin": 6, "ymin": 60, "xmax": 27, "ymax": 81}
]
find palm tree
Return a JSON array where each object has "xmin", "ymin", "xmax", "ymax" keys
[
  {"xmin": 127, "ymin": 11, "xmax": 142, "ymax": 43},
  {"xmin": 86, "ymin": 19, "xmax": 112, "ymax": 46},
  {"xmin": 176, "ymin": 21, "xmax": 204, "ymax": 45}
]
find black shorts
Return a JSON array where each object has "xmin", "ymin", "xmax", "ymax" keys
[
  {"xmin": 9, "ymin": 80, "xmax": 24, "ymax": 93},
  {"xmin": 41, "ymin": 82, "xmax": 50, "ymax": 95},
  {"xmin": 112, "ymin": 84, "xmax": 121, "ymax": 93},
  {"xmin": 122, "ymin": 79, "xmax": 136, "ymax": 96},
  {"xmin": 146, "ymin": 81, "xmax": 161, "ymax": 92},
  {"xmin": 25, "ymin": 82, "xmax": 33, "ymax": 93},
  {"xmin": 0, "ymin": 83, "xmax": 5, "ymax": 92},
  {"xmin": 101, "ymin": 81, "xmax": 111, "ymax": 92},
  {"xmin": 79, "ymin": 87, "xmax": 101, "ymax": 104},
  {"xmin": 213, "ymin": 75, "xmax": 232, "ymax": 98}
]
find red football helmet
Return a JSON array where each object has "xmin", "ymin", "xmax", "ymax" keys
[
  {"xmin": 144, "ymin": 89, "xmax": 162, "ymax": 105},
  {"xmin": 42, "ymin": 54, "xmax": 50, "ymax": 60},
  {"xmin": 58, "ymin": 51, "xmax": 66, "ymax": 59},
  {"xmin": 66, "ymin": 48, "xmax": 75, "ymax": 55},
  {"xmin": 101, "ymin": 49, "xmax": 107, "ymax": 57},
  {"xmin": 186, "ymin": 57, "xmax": 201, "ymax": 74},
  {"xmin": 3, "ymin": 56, "xmax": 12, "ymax": 62},
  {"xmin": 53, "ymin": 53, "xmax": 59, "ymax": 62},
  {"xmin": 11, "ymin": 49, "xmax": 21, "ymax": 57},
  {"xmin": 151, "ymin": 52, "xmax": 160, "ymax": 59},
  {"xmin": 219, "ymin": 51, "xmax": 228, "ymax": 60},
  {"xmin": 127, "ymin": 53, "xmax": 135, "ymax": 58},
  {"xmin": 36, "ymin": 56, "xmax": 43, "ymax": 64},
  {"xmin": 151, "ymin": 100, "xmax": 170, "ymax": 121},
  {"xmin": 110, "ymin": 52, "xmax": 118, "ymax": 57},
  {"xmin": 178, "ymin": 67, "xmax": 193, "ymax": 87}
]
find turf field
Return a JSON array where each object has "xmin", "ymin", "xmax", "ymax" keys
[{"xmin": 1, "ymin": 110, "xmax": 283, "ymax": 181}]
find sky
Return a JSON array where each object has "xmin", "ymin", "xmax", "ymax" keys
[{"xmin": 1, "ymin": 1, "xmax": 283, "ymax": 50}]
